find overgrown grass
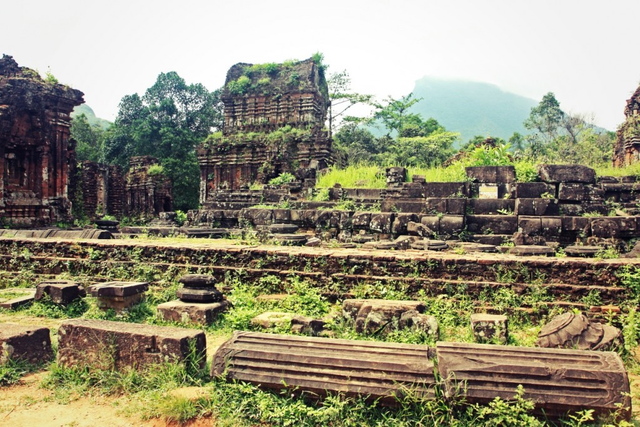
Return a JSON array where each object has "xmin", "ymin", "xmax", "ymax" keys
[
  {"xmin": 316, "ymin": 159, "xmax": 542, "ymax": 189},
  {"xmin": 316, "ymin": 164, "xmax": 386, "ymax": 188},
  {"xmin": 2, "ymin": 261, "xmax": 640, "ymax": 424},
  {"xmin": 595, "ymin": 162, "xmax": 640, "ymax": 178},
  {"xmin": 0, "ymin": 357, "xmax": 38, "ymax": 386}
]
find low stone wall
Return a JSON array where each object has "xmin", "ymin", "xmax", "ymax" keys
[{"xmin": 0, "ymin": 237, "xmax": 638, "ymax": 313}]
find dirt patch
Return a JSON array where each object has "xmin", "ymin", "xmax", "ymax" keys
[{"xmin": 0, "ymin": 372, "xmax": 155, "ymax": 426}]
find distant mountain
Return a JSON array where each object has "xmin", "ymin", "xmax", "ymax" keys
[
  {"xmin": 408, "ymin": 77, "xmax": 538, "ymax": 145},
  {"xmin": 71, "ymin": 104, "xmax": 112, "ymax": 130}
]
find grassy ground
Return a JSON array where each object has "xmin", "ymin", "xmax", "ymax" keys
[{"xmin": 1, "ymin": 262, "xmax": 639, "ymax": 425}]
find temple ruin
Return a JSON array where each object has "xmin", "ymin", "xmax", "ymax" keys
[
  {"xmin": 73, "ymin": 156, "xmax": 172, "ymax": 221},
  {"xmin": 0, "ymin": 55, "xmax": 84, "ymax": 226},
  {"xmin": 197, "ymin": 58, "xmax": 333, "ymax": 204},
  {"xmin": 613, "ymin": 85, "xmax": 640, "ymax": 167}
]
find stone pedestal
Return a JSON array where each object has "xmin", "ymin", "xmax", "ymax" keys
[{"xmin": 88, "ymin": 282, "xmax": 148, "ymax": 312}]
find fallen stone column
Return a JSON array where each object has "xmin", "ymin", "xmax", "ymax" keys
[
  {"xmin": 437, "ymin": 341, "xmax": 631, "ymax": 420},
  {"xmin": 211, "ymin": 331, "xmax": 435, "ymax": 403},
  {"xmin": 57, "ymin": 319, "xmax": 206, "ymax": 371}
]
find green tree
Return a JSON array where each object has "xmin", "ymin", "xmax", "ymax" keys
[
  {"xmin": 332, "ymin": 123, "xmax": 382, "ymax": 167},
  {"xmin": 327, "ymin": 70, "xmax": 373, "ymax": 136},
  {"xmin": 70, "ymin": 113, "xmax": 107, "ymax": 163},
  {"xmin": 524, "ymin": 92, "xmax": 565, "ymax": 147},
  {"xmin": 522, "ymin": 93, "xmax": 613, "ymax": 166},
  {"xmin": 372, "ymin": 93, "xmax": 423, "ymax": 137},
  {"xmin": 371, "ymin": 93, "xmax": 458, "ymax": 167},
  {"xmin": 104, "ymin": 72, "xmax": 222, "ymax": 210},
  {"xmin": 382, "ymin": 129, "xmax": 458, "ymax": 167}
]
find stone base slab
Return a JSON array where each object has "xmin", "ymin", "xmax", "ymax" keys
[{"xmin": 57, "ymin": 319, "xmax": 206, "ymax": 370}]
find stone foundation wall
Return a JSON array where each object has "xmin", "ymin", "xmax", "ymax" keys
[{"xmin": 189, "ymin": 165, "xmax": 640, "ymax": 246}]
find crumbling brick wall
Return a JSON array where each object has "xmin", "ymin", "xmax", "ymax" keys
[{"xmin": 613, "ymin": 85, "xmax": 640, "ymax": 167}]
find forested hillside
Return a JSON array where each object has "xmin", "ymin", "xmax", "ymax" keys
[{"xmin": 409, "ymin": 77, "xmax": 538, "ymax": 144}]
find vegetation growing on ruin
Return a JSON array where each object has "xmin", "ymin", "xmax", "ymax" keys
[
  {"xmin": 202, "ymin": 125, "xmax": 314, "ymax": 151},
  {"xmin": 226, "ymin": 54, "xmax": 327, "ymax": 98}
]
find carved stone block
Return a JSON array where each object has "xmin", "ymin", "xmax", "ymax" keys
[{"xmin": 470, "ymin": 313, "xmax": 508, "ymax": 344}]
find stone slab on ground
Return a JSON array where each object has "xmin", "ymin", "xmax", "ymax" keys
[
  {"xmin": 437, "ymin": 341, "xmax": 630, "ymax": 420},
  {"xmin": 0, "ymin": 289, "xmax": 36, "ymax": 309},
  {"xmin": 88, "ymin": 282, "xmax": 148, "ymax": 297},
  {"xmin": 508, "ymin": 245, "xmax": 555, "ymax": 256},
  {"xmin": 156, "ymin": 299, "xmax": 230, "ymax": 326},
  {"xmin": 57, "ymin": 319, "xmax": 206, "ymax": 370},
  {"xmin": 564, "ymin": 245, "xmax": 601, "ymax": 257},
  {"xmin": 35, "ymin": 280, "xmax": 85, "ymax": 304},
  {"xmin": 342, "ymin": 299, "xmax": 437, "ymax": 336},
  {"xmin": 250, "ymin": 311, "xmax": 326, "ymax": 335},
  {"xmin": 0, "ymin": 323, "xmax": 53, "ymax": 364},
  {"xmin": 211, "ymin": 331, "xmax": 435, "ymax": 404}
]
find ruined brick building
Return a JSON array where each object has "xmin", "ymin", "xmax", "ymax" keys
[
  {"xmin": 73, "ymin": 156, "xmax": 173, "ymax": 221},
  {"xmin": 0, "ymin": 55, "xmax": 84, "ymax": 226},
  {"xmin": 0, "ymin": 55, "xmax": 172, "ymax": 225},
  {"xmin": 197, "ymin": 58, "xmax": 333, "ymax": 205},
  {"xmin": 613, "ymin": 85, "xmax": 640, "ymax": 167}
]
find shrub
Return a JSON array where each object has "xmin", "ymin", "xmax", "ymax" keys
[
  {"xmin": 147, "ymin": 164, "xmax": 164, "ymax": 176},
  {"xmin": 268, "ymin": 172, "xmax": 296, "ymax": 186}
]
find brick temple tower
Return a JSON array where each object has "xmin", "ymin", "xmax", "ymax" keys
[
  {"xmin": 0, "ymin": 55, "xmax": 84, "ymax": 226},
  {"xmin": 197, "ymin": 57, "xmax": 333, "ymax": 204}
]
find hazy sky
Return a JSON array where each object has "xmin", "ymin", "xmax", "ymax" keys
[{"xmin": 3, "ymin": 0, "xmax": 639, "ymax": 131}]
